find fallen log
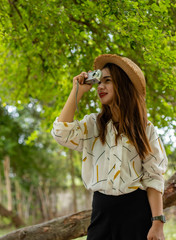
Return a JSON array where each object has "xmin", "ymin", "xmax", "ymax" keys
[{"xmin": 0, "ymin": 210, "xmax": 91, "ymax": 240}]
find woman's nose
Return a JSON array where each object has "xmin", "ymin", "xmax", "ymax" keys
[{"xmin": 98, "ymin": 82, "xmax": 105, "ymax": 90}]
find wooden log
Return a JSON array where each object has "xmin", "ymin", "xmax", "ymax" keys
[
  {"xmin": 0, "ymin": 210, "xmax": 91, "ymax": 240},
  {"xmin": 163, "ymin": 172, "xmax": 176, "ymax": 209}
]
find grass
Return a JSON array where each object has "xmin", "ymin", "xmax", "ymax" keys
[{"xmin": 0, "ymin": 227, "xmax": 15, "ymax": 237}]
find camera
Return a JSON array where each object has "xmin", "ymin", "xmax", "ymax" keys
[{"xmin": 84, "ymin": 69, "xmax": 102, "ymax": 84}]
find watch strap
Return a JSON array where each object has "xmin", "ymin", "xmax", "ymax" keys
[{"xmin": 151, "ymin": 215, "xmax": 166, "ymax": 223}]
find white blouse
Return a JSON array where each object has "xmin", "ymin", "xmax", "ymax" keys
[{"xmin": 51, "ymin": 113, "xmax": 168, "ymax": 196}]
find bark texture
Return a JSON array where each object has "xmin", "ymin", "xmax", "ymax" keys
[
  {"xmin": 0, "ymin": 210, "xmax": 91, "ymax": 240},
  {"xmin": 3, "ymin": 155, "xmax": 12, "ymax": 211},
  {"xmin": 163, "ymin": 172, "xmax": 176, "ymax": 209}
]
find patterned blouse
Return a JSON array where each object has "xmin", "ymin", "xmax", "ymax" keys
[{"xmin": 51, "ymin": 113, "xmax": 168, "ymax": 196}]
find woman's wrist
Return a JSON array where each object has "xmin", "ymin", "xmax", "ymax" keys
[
  {"xmin": 71, "ymin": 87, "xmax": 84, "ymax": 101},
  {"xmin": 152, "ymin": 220, "xmax": 164, "ymax": 227}
]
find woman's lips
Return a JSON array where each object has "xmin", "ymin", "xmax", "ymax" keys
[{"xmin": 99, "ymin": 93, "xmax": 107, "ymax": 98}]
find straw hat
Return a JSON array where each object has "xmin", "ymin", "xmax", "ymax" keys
[{"xmin": 94, "ymin": 54, "xmax": 146, "ymax": 96}]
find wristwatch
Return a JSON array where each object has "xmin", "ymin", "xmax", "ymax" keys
[{"xmin": 151, "ymin": 215, "xmax": 166, "ymax": 223}]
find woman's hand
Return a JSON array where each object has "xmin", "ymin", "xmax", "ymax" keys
[
  {"xmin": 147, "ymin": 221, "xmax": 165, "ymax": 240},
  {"xmin": 73, "ymin": 71, "xmax": 92, "ymax": 96}
]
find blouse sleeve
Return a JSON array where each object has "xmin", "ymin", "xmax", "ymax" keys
[
  {"xmin": 141, "ymin": 122, "xmax": 168, "ymax": 194},
  {"xmin": 51, "ymin": 115, "xmax": 90, "ymax": 152}
]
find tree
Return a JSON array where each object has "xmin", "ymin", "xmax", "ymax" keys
[
  {"xmin": 0, "ymin": 0, "xmax": 175, "ymax": 127},
  {"xmin": 0, "ymin": 203, "xmax": 24, "ymax": 228},
  {"xmin": 0, "ymin": 103, "xmax": 71, "ymax": 223}
]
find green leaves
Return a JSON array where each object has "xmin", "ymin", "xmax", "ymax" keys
[{"xmin": 0, "ymin": 0, "xmax": 175, "ymax": 129}]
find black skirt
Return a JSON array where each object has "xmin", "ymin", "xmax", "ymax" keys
[{"xmin": 87, "ymin": 189, "xmax": 152, "ymax": 240}]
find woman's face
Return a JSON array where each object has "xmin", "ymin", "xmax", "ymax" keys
[{"xmin": 97, "ymin": 68, "xmax": 115, "ymax": 106}]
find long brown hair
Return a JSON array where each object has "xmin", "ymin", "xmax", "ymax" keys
[{"xmin": 97, "ymin": 63, "xmax": 151, "ymax": 159}]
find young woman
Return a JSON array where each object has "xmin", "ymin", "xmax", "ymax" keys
[{"xmin": 51, "ymin": 54, "xmax": 168, "ymax": 240}]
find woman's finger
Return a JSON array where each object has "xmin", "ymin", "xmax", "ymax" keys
[
  {"xmin": 80, "ymin": 72, "xmax": 88, "ymax": 84},
  {"xmin": 74, "ymin": 72, "xmax": 88, "ymax": 85}
]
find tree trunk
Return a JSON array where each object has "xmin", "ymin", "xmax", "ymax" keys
[
  {"xmin": 38, "ymin": 185, "xmax": 49, "ymax": 221},
  {"xmin": 50, "ymin": 191, "xmax": 58, "ymax": 219},
  {"xmin": 69, "ymin": 149, "xmax": 77, "ymax": 212},
  {"xmin": 15, "ymin": 180, "xmax": 23, "ymax": 218},
  {"xmin": 44, "ymin": 184, "xmax": 53, "ymax": 220},
  {"xmin": 3, "ymin": 155, "xmax": 12, "ymax": 211},
  {"xmin": 25, "ymin": 185, "xmax": 34, "ymax": 222},
  {"xmin": 163, "ymin": 172, "xmax": 176, "ymax": 209},
  {"xmin": 0, "ymin": 203, "xmax": 25, "ymax": 228},
  {"xmin": 0, "ymin": 210, "xmax": 91, "ymax": 240},
  {"xmin": 0, "ymin": 172, "xmax": 2, "ymax": 203}
]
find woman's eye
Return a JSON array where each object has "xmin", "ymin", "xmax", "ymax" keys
[{"xmin": 98, "ymin": 79, "xmax": 111, "ymax": 85}]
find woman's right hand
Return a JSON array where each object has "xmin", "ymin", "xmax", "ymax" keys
[{"xmin": 73, "ymin": 71, "xmax": 93, "ymax": 96}]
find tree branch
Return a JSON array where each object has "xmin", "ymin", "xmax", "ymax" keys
[
  {"xmin": 0, "ymin": 203, "xmax": 25, "ymax": 228},
  {"xmin": 8, "ymin": 0, "xmax": 28, "ymax": 31},
  {"xmin": 163, "ymin": 172, "xmax": 176, "ymax": 209},
  {"xmin": 0, "ymin": 210, "xmax": 91, "ymax": 240},
  {"xmin": 68, "ymin": 14, "xmax": 98, "ymax": 34}
]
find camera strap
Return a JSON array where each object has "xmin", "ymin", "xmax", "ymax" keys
[{"xmin": 76, "ymin": 80, "xmax": 79, "ymax": 113}]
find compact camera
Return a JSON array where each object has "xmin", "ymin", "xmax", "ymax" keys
[{"xmin": 84, "ymin": 69, "xmax": 102, "ymax": 84}]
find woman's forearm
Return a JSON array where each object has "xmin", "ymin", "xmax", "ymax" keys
[
  {"xmin": 57, "ymin": 72, "xmax": 92, "ymax": 123},
  {"xmin": 57, "ymin": 88, "xmax": 83, "ymax": 123},
  {"xmin": 146, "ymin": 187, "xmax": 165, "ymax": 239},
  {"xmin": 147, "ymin": 187, "xmax": 163, "ymax": 217}
]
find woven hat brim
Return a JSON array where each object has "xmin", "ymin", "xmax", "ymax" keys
[{"xmin": 94, "ymin": 54, "xmax": 146, "ymax": 96}]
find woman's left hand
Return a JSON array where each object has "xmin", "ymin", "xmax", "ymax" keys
[{"xmin": 147, "ymin": 221, "xmax": 165, "ymax": 240}]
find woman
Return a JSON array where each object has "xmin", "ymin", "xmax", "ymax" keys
[{"xmin": 51, "ymin": 54, "xmax": 168, "ymax": 240}]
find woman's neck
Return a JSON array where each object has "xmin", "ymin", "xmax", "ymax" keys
[{"xmin": 109, "ymin": 104, "xmax": 119, "ymax": 122}]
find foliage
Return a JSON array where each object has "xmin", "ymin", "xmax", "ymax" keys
[
  {"xmin": 0, "ymin": 0, "xmax": 175, "ymax": 130},
  {"xmin": 0, "ymin": 102, "xmax": 54, "ymax": 182},
  {"xmin": 0, "ymin": 102, "xmax": 70, "ymax": 217}
]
